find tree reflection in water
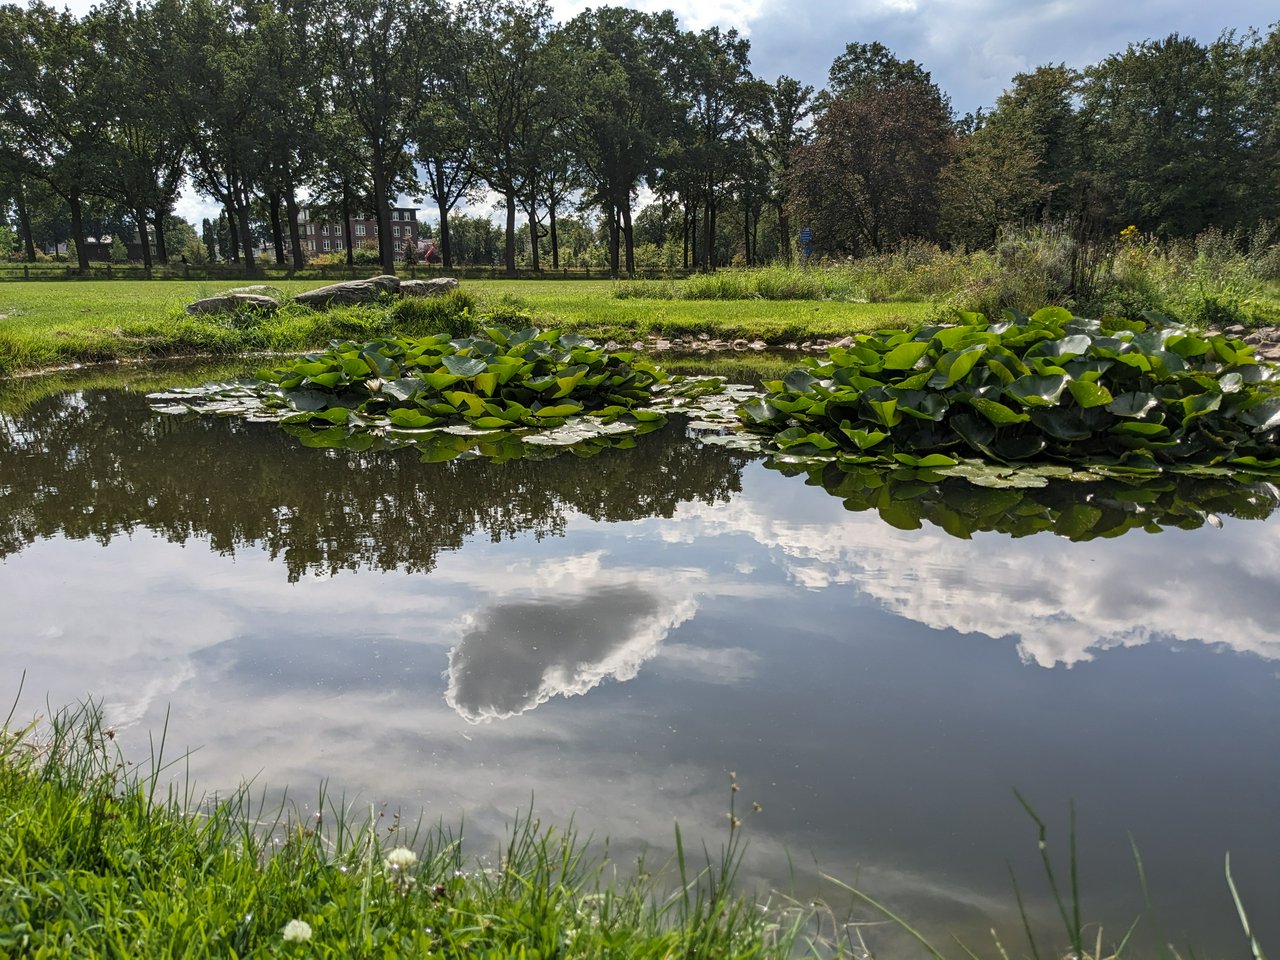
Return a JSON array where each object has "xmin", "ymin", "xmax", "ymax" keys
[{"xmin": 0, "ymin": 389, "xmax": 752, "ymax": 580}]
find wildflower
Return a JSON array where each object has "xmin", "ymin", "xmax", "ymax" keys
[
  {"xmin": 281, "ymin": 919, "xmax": 312, "ymax": 943},
  {"xmin": 385, "ymin": 846, "xmax": 418, "ymax": 871}
]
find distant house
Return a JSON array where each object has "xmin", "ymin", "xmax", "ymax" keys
[{"xmin": 298, "ymin": 207, "xmax": 421, "ymax": 258}]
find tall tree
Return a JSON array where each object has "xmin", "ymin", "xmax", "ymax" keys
[
  {"xmin": 151, "ymin": 0, "xmax": 273, "ymax": 273},
  {"xmin": 320, "ymin": 0, "xmax": 438, "ymax": 273},
  {"xmin": 676, "ymin": 26, "xmax": 760, "ymax": 271},
  {"xmin": 459, "ymin": 0, "xmax": 555, "ymax": 275},
  {"xmin": 0, "ymin": 2, "xmax": 110, "ymax": 270},
  {"xmin": 562, "ymin": 7, "xmax": 681, "ymax": 276},
  {"xmin": 91, "ymin": 0, "xmax": 188, "ymax": 270},
  {"xmin": 983, "ymin": 65, "xmax": 1084, "ymax": 222},
  {"xmin": 751, "ymin": 75, "xmax": 814, "ymax": 263},
  {"xmin": 412, "ymin": 6, "xmax": 477, "ymax": 271}
]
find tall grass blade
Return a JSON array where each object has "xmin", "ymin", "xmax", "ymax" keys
[
  {"xmin": 820, "ymin": 872, "xmax": 947, "ymax": 960},
  {"xmin": 1225, "ymin": 852, "xmax": 1267, "ymax": 960}
]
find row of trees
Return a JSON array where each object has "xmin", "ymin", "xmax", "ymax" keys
[{"xmin": 1, "ymin": 0, "xmax": 1278, "ymax": 274}]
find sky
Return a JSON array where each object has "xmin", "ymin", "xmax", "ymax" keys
[{"xmin": 55, "ymin": 0, "xmax": 1278, "ymax": 226}]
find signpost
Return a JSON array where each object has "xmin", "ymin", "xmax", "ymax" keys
[{"xmin": 799, "ymin": 227, "xmax": 813, "ymax": 258}]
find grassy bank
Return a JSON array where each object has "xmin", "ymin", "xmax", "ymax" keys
[
  {"xmin": 0, "ymin": 278, "xmax": 928, "ymax": 377},
  {"xmin": 2, "ymin": 701, "xmax": 1268, "ymax": 959},
  {"xmin": 1, "ymin": 701, "xmax": 812, "ymax": 958}
]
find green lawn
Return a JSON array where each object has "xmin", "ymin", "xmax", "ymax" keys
[{"xmin": 0, "ymin": 278, "xmax": 935, "ymax": 376}]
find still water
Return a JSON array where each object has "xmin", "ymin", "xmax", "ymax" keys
[{"xmin": 1, "ymin": 374, "xmax": 1278, "ymax": 955}]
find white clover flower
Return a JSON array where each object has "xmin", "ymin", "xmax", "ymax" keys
[
  {"xmin": 384, "ymin": 846, "xmax": 418, "ymax": 871},
  {"xmin": 281, "ymin": 919, "xmax": 312, "ymax": 943}
]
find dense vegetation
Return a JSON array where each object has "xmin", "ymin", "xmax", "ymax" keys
[
  {"xmin": 736, "ymin": 309, "xmax": 1280, "ymax": 481},
  {"xmin": 1, "ymin": 0, "xmax": 1278, "ymax": 277},
  {"xmin": 0, "ymin": 702, "xmax": 805, "ymax": 958}
]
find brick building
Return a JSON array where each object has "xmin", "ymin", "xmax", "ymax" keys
[{"xmin": 298, "ymin": 207, "xmax": 421, "ymax": 258}]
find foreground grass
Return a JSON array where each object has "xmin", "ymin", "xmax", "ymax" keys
[
  {"xmin": 0, "ymin": 278, "xmax": 930, "ymax": 376},
  {"xmin": 3, "ymin": 698, "xmax": 1269, "ymax": 959},
  {"xmin": 1, "ymin": 701, "xmax": 812, "ymax": 958}
]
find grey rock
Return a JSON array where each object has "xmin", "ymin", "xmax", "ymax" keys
[
  {"xmin": 186, "ymin": 293, "xmax": 279, "ymax": 316},
  {"xmin": 830, "ymin": 336, "xmax": 855, "ymax": 348},
  {"xmin": 731, "ymin": 339, "xmax": 749, "ymax": 351},
  {"xmin": 399, "ymin": 277, "xmax": 459, "ymax": 298},
  {"xmin": 295, "ymin": 274, "xmax": 400, "ymax": 307}
]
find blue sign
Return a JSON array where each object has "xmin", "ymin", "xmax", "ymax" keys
[{"xmin": 799, "ymin": 226, "xmax": 813, "ymax": 257}]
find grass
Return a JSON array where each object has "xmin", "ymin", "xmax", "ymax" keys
[
  {"xmin": 0, "ymin": 278, "xmax": 931, "ymax": 377},
  {"xmin": 3, "ymin": 697, "xmax": 1268, "ymax": 959},
  {"xmin": 0, "ymin": 697, "xmax": 815, "ymax": 958}
]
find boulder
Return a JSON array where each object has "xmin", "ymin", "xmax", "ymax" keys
[
  {"xmin": 186, "ymin": 293, "xmax": 279, "ymax": 316},
  {"xmin": 294, "ymin": 274, "xmax": 400, "ymax": 308},
  {"xmin": 399, "ymin": 277, "xmax": 459, "ymax": 298}
]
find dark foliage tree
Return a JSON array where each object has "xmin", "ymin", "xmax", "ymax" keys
[{"xmin": 789, "ymin": 86, "xmax": 953, "ymax": 256}]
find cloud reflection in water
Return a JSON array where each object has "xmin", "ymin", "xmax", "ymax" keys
[{"xmin": 446, "ymin": 584, "xmax": 697, "ymax": 723}]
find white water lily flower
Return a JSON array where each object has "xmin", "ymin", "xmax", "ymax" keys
[
  {"xmin": 281, "ymin": 919, "xmax": 312, "ymax": 943},
  {"xmin": 384, "ymin": 846, "xmax": 418, "ymax": 871}
]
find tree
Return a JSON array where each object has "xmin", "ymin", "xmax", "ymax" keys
[
  {"xmin": 826, "ymin": 40, "xmax": 943, "ymax": 105},
  {"xmin": 752, "ymin": 75, "xmax": 814, "ymax": 262},
  {"xmin": 940, "ymin": 126, "xmax": 1046, "ymax": 249},
  {"xmin": 789, "ymin": 86, "xmax": 953, "ymax": 256},
  {"xmin": 458, "ymin": 0, "xmax": 556, "ymax": 275},
  {"xmin": 983, "ymin": 65, "xmax": 1085, "ymax": 223},
  {"xmin": 151, "ymin": 0, "xmax": 272, "ymax": 274},
  {"xmin": 412, "ymin": 6, "xmax": 477, "ymax": 272},
  {"xmin": 674, "ymin": 26, "xmax": 761, "ymax": 271},
  {"xmin": 562, "ymin": 7, "xmax": 681, "ymax": 276},
  {"xmin": 89, "ymin": 0, "xmax": 188, "ymax": 271},
  {"xmin": 319, "ymin": 0, "xmax": 438, "ymax": 274},
  {"xmin": 1080, "ymin": 33, "xmax": 1254, "ymax": 236},
  {"xmin": 0, "ymin": 2, "xmax": 111, "ymax": 270}
]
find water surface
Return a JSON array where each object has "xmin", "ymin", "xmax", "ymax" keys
[{"xmin": 1, "ymin": 378, "xmax": 1277, "ymax": 955}]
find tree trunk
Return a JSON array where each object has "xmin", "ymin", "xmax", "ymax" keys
[
  {"xmin": 371, "ymin": 153, "xmax": 395, "ymax": 274},
  {"xmin": 134, "ymin": 207, "xmax": 153, "ymax": 270},
  {"xmin": 503, "ymin": 189, "xmax": 517, "ymax": 275},
  {"xmin": 527, "ymin": 205, "xmax": 540, "ymax": 272},
  {"xmin": 233, "ymin": 188, "xmax": 257, "ymax": 275},
  {"xmin": 607, "ymin": 204, "xmax": 620, "ymax": 279},
  {"xmin": 153, "ymin": 211, "xmax": 169, "ymax": 263},
  {"xmin": 15, "ymin": 183, "xmax": 35, "ymax": 262},
  {"xmin": 622, "ymin": 200, "xmax": 635, "ymax": 275},
  {"xmin": 226, "ymin": 206, "xmax": 240, "ymax": 263},
  {"xmin": 341, "ymin": 179, "xmax": 355, "ymax": 267},
  {"xmin": 437, "ymin": 195, "xmax": 453, "ymax": 270},
  {"xmin": 269, "ymin": 191, "xmax": 286, "ymax": 265},
  {"xmin": 285, "ymin": 186, "xmax": 305, "ymax": 269},
  {"xmin": 68, "ymin": 192, "xmax": 89, "ymax": 270},
  {"xmin": 549, "ymin": 202, "xmax": 559, "ymax": 270},
  {"xmin": 778, "ymin": 202, "xmax": 791, "ymax": 264}
]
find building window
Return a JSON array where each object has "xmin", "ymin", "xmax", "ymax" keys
[
  {"xmin": 355, "ymin": 224, "xmax": 366, "ymax": 237},
  {"xmin": 323, "ymin": 239, "xmax": 330, "ymax": 251}
]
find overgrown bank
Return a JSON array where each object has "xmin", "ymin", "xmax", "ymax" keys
[
  {"xmin": 0, "ymin": 702, "xmax": 808, "ymax": 958},
  {"xmin": 0, "ymin": 278, "xmax": 927, "ymax": 377}
]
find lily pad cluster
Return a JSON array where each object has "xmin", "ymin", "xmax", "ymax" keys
[
  {"xmin": 150, "ymin": 327, "xmax": 723, "ymax": 462},
  {"xmin": 737, "ymin": 307, "xmax": 1280, "ymax": 478}
]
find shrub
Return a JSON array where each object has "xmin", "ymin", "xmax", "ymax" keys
[{"xmin": 390, "ymin": 289, "xmax": 477, "ymax": 338}]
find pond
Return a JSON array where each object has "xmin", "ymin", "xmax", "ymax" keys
[{"xmin": 1, "ymin": 366, "xmax": 1278, "ymax": 956}]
